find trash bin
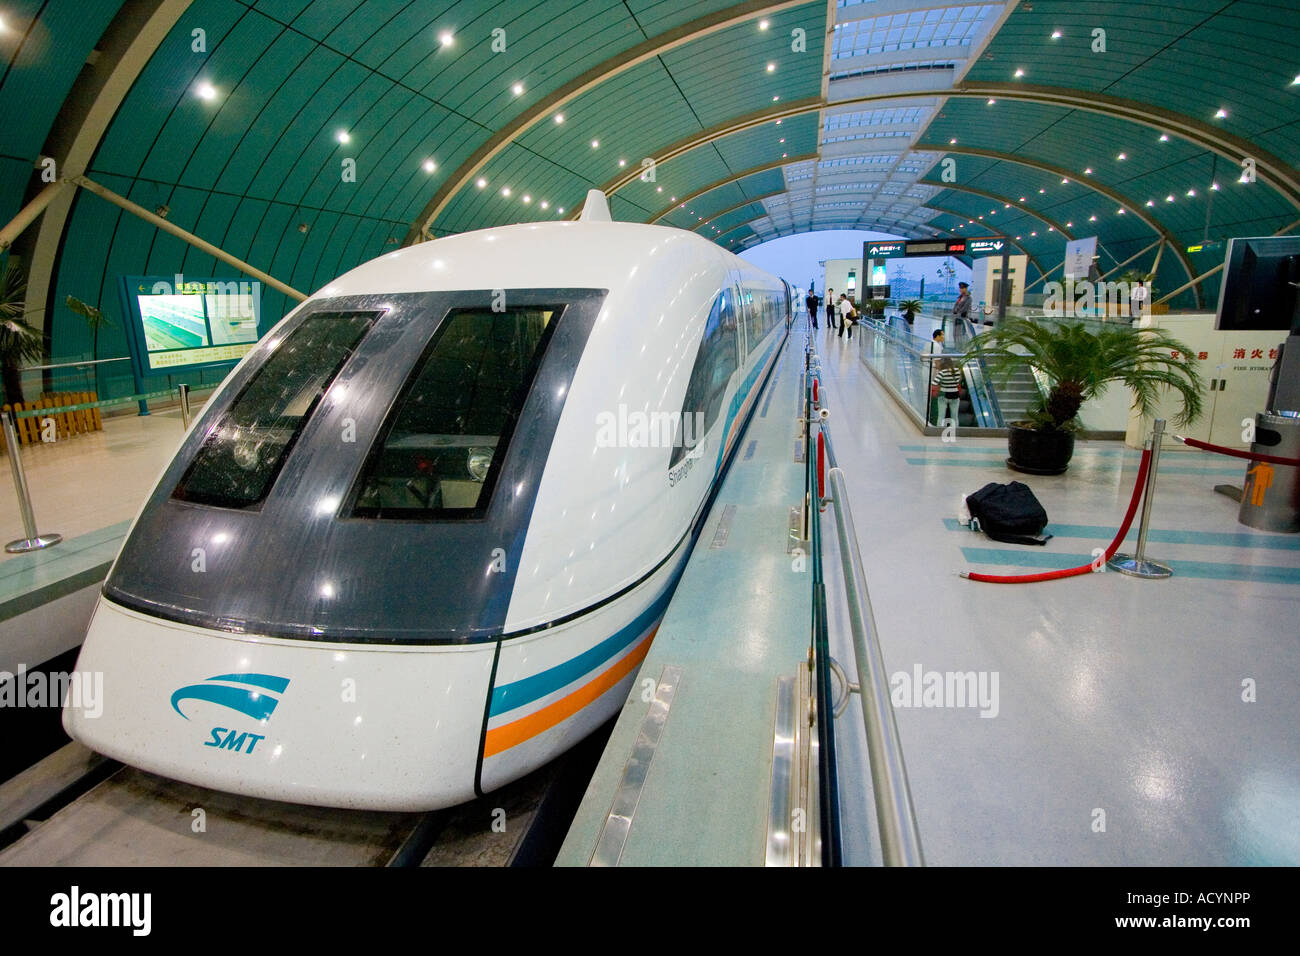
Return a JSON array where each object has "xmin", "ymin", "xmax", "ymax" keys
[{"xmin": 1238, "ymin": 412, "xmax": 1300, "ymax": 533}]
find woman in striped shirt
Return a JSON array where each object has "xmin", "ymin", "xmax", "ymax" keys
[{"xmin": 931, "ymin": 357, "xmax": 963, "ymax": 426}]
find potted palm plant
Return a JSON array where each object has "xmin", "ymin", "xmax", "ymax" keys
[
  {"xmin": 897, "ymin": 299, "xmax": 922, "ymax": 325},
  {"xmin": 965, "ymin": 318, "xmax": 1204, "ymax": 474},
  {"xmin": 0, "ymin": 258, "xmax": 41, "ymax": 405}
]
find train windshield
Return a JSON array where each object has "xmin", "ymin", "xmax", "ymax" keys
[
  {"xmin": 349, "ymin": 306, "xmax": 559, "ymax": 518},
  {"xmin": 172, "ymin": 310, "xmax": 378, "ymax": 508}
]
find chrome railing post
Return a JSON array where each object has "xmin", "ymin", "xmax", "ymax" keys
[{"xmin": 3, "ymin": 410, "xmax": 63, "ymax": 553}]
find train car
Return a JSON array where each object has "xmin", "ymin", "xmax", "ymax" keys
[{"xmin": 63, "ymin": 191, "xmax": 792, "ymax": 811}]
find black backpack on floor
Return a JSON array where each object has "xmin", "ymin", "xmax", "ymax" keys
[{"xmin": 965, "ymin": 481, "xmax": 1053, "ymax": 546}]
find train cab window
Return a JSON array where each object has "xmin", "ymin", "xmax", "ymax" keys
[
  {"xmin": 172, "ymin": 310, "xmax": 378, "ymax": 509},
  {"xmin": 349, "ymin": 307, "xmax": 558, "ymax": 518},
  {"xmin": 669, "ymin": 290, "xmax": 738, "ymax": 468}
]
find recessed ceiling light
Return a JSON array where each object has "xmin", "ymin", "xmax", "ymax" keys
[
  {"xmin": 987, "ymin": 98, "xmax": 996, "ymax": 105},
  {"xmin": 1159, "ymin": 134, "xmax": 1169, "ymax": 142},
  {"xmin": 1117, "ymin": 208, "xmax": 1125, "ymax": 214},
  {"xmin": 1051, "ymin": 30, "xmax": 1062, "ymax": 39},
  {"xmin": 1186, "ymin": 188, "xmax": 1196, "ymax": 197},
  {"xmin": 1166, "ymin": 194, "xmax": 1175, "ymax": 202},
  {"xmin": 1117, "ymin": 152, "xmax": 1126, "ymax": 160},
  {"xmin": 1215, "ymin": 108, "xmax": 1227, "ymax": 119},
  {"xmin": 438, "ymin": 31, "xmax": 453, "ymax": 47},
  {"xmin": 540, "ymin": 200, "xmax": 549, "ymax": 209},
  {"xmin": 554, "ymin": 113, "xmax": 564, "ymax": 123},
  {"xmin": 657, "ymin": 186, "xmax": 662, "ymax": 192},
  {"xmin": 557, "ymin": 207, "xmax": 565, "ymax": 214},
  {"xmin": 196, "ymin": 82, "xmax": 217, "ymax": 101},
  {"xmin": 766, "ymin": 63, "xmax": 775, "ymax": 72},
  {"xmin": 590, "ymin": 139, "xmax": 599, "ymax": 149},
  {"xmin": 1048, "ymin": 226, "xmax": 1054, "ymax": 231},
  {"xmin": 618, "ymin": 158, "xmax": 626, "ymax": 168},
  {"xmin": 1019, "ymin": 196, "xmax": 1026, "ymax": 202},
  {"xmin": 1084, "ymin": 167, "xmax": 1092, "ymax": 174},
  {"xmin": 1293, "ymin": 75, "xmax": 1300, "ymax": 85},
  {"xmin": 1004, "ymin": 203, "xmax": 1010, "ymax": 208},
  {"xmin": 671, "ymin": 196, "xmax": 676, "ymax": 201},
  {"xmin": 1061, "ymin": 178, "xmax": 1069, "ymax": 184},
  {"xmin": 501, "ymin": 187, "xmax": 511, "ymax": 197},
  {"xmin": 1145, "ymin": 200, "xmax": 1154, "ymax": 206},
  {"xmin": 423, "ymin": 159, "xmax": 436, "ymax": 173},
  {"xmin": 1066, "ymin": 222, "xmax": 1073, "ymax": 227},
  {"xmin": 1210, "ymin": 182, "xmax": 1220, "ymax": 191},
  {"xmin": 1016, "ymin": 235, "xmax": 1022, "ymax": 240},
  {"xmin": 759, "ymin": 19, "xmax": 769, "ymax": 30},
  {"xmin": 336, "ymin": 130, "xmax": 350, "ymax": 144},
  {"xmin": 950, "ymin": 138, "xmax": 957, "ymax": 144},
  {"xmin": 772, "ymin": 95, "xmax": 780, "ymax": 101},
  {"xmin": 522, "ymin": 194, "xmax": 531, "ymax": 204},
  {"xmin": 476, "ymin": 178, "xmax": 487, "ymax": 188},
  {"xmin": 1089, "ymin": 216, "xmax": 1096, "ymax": 221},
  {"xmin": 776, "ymin": 119, "xmax": 782, "ymax": 125},
  {"xmin": 1039, "ymin": 188, "xmax": 1046, "ymax": 193},
  {"xmin": 512, "ymin": 82, "xmax": 524, "ymax": 96},
  {"xmin": 1014, "ymin": 68, "xmax": 1025, "ymax": 77},
  {"xmin": 1031, "ymin": 231, "xmax": 1037, "ymax": 236}
]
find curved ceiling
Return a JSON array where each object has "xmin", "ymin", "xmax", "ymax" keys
[{"xmin": 0, "ymin": 0, "xmax": 1296, "ymax": 364}]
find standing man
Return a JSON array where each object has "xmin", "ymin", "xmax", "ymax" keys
[
  {"xmin": 805, "ymin": 288, "xmax": 819, "ymax": 328},
  {"xmin": 837, "ymin": 294, "xmax": 856, "ymax": 341},
  {"xmin": 825, "ymin": 288, "xmax": 837, "ymax": 331},
  {"xmin": 950, "ymin": 282, "xmax": 972, "ymax": 328}
]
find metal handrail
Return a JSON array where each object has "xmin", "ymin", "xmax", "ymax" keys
[
  {"xmin": 19, "ymin": 357, "xmax": 130, "ymax": 372},
  {"xmin": 804, "ymin": 336, "xmax": 924, "ymax": 865}
]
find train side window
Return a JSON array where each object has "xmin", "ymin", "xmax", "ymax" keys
[
  {"xmin": 349, "ymin": 307, "xmax": 558, "ymax": 519},
  {"xmin": 172, "ymin": 310, "xmax": 378, "ymax": 509},
  {"xmin": 669, "ymin": 291, "xmax": 737, "ymax": 468}
]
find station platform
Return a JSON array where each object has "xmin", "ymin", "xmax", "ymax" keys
[
  {"xmin": 560, "ymin": 324, "xmax": 1300, "ymax": 866},
  {"xmin": 2, "ymin": 329, "xmax": 1297, "ymax": 866}
]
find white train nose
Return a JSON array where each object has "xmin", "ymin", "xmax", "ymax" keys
[{"xmin": 64, "ymin": 598, "xmax": 495, "ymax": 811}]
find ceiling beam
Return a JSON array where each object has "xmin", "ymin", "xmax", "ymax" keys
[{"xmin": 648, "ymin": 152, "xmax": 818, "ymax": 223}]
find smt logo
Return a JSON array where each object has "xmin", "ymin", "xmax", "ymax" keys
[{"xmin": 170, "ymin": 672, "xmax": 289, "ymax": 756}]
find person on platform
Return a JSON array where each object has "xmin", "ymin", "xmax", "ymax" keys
[
  {"xmin": 825, "ymin": 288, "xmax": 837, "ymax": 331},
  {"xmin": 806, "ymin": 289, "xmax": 819, "ymax": 328},
  {"xmin": 931, "ymin": 357, "xmax": 963, "ymax": 426},
  {"xmin": 837, "ymin": 294, "xmax": 857, "ymax": 341},
  {"xmin": 951, "ymin": 282, "xmax": 972, "ymax": 323}
]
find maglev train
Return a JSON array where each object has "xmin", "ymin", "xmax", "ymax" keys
[{"xmin": 64, "ymin": 190, "xmax": 792, "ymax": 810}]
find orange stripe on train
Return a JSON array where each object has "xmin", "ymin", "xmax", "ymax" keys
[{"xmin": 482, "ymin": 629, "xmax": 657, "ymax": 758}]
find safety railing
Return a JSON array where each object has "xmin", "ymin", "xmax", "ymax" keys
[{"xmin": 801, "ymin": 337, "xmax": 925, "ymax": 866}]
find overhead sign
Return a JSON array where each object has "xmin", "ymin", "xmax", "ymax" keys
[
  {"xmin": 906, "ymin": 239, "xmax": 962, "ymax": 255},
  {"xmin": 1064, "ymin": 236, "xmax": 1098, "ymax": 280},
  {"xmin": 865, "ymin": 240, "xmax": 906, "ymax": 258},
  {"xmin": 1187, "ymin": 240, "xmax": 1224, "ymax": 254},
  {"xmin": 967, "ymin": 237, "xmax": 1008, "ymax": 255}
]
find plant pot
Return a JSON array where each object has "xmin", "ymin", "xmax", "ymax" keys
[{"xmin": 1007, "ymin": 422, "xmax": 1075, "ymax": 475}]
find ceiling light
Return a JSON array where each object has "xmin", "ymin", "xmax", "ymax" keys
[
  {"xmin": 671, "ymin": 196, "xmax": 676, "ymax": 201},
  {"xmin": 1039, "ymin": 188, "xmax": 1046, "ymax": 193},
  {"xmin": 987, "ymin": 98, "xmax": 996, "ymax": 105},
  {"xmin": 618, "ymin": 158, "xmax": 626, "ymax": 168},
  {"xmin": 512, "ymin": 82, "xmax": 524, "ymax": 96},
  {"xmin": 1159, "ymin": 134, "xmax": 1168, "ymax": 142},
  {"xmin": 1051, "ymin": 30, "xmax": 1062, "ymax": 39},
  {"xmin": 1061, "ymin": 178, "xmax": 1069, "ymax": 184},
  {"xmin": 1166, "ymin": 194, "xmax": 1175, "ymax": 202},
  {"xmin": 476, "ymin": 178, "xmax": 487, "ymax": 188},
  {"xmin": 779, "ymin": 137, "xmax": 785, "ymax": 143},
  {"xmin": 540, "ymin": 200, "xmax": 549, "ymax": 209},
  {"xmin": 1066, "ymin": 222, "xmax": 1073, "ymax": 227},
  {"xmin": 423, "ymin": 159, "xmax": 436, "ymax": 173},
  {"xmin": 336, "ymin": 130, "xmax": 350, "ymax": 144},
  {"xmin": 1016, "ymin": 235, "xmax": 1022, "ymax": 240},
  {"xmin": 196, "ymin": 82, "xmax": 217, "ymax": 101},
  {"xmin": 1186, "ymin": 188, "xmax": 1196, "ymax": 197},
  {"xmin": 1019, "ymin": 197, "xmax": 1026, "ymax": 202},
  {"xmin": 590, "ymin": 139, "xmax": 599, "ymax": 148},
  {"xmin": 1215, "ymin": 108, "xmax": 1227, "ymax": 119},
  {"xmin": 759, "ymin": 19, "xmax": 769, "ymax": 30},
  {"xmin": 557, "ymin": 207, "xmax": 565, "ymax": 214},
  {"xmin": 772, "ymin": 95, "xmax": 780, "ymax": 101},
  {"xmin": 438, "ymin": 31, "xmax": 453, "ymax": 47},
  {"xmin": 1004, "ymin": 203, "xmax": 1010, "ymax": 208},
  {"xmin": 1048, "ymin": 227, "xmax": 1054, "ymax": 232},
  {"xmin": 1210, "ymin": 182, "xmax": 1220, "ymax": 191},
  {"xmin": 1293, "ymin": 75, "xmax": 1300, "ymax": 85},
  {"xmin": 1014, "ymin": 69, "xmax": 1025, "ymax": 77},
  {"xmin": 657, "ymin": 186, "xmax": 662, "ymax": 192},
  {"xmin": 1084, "ymin": 167, "xmax": 1092, "ymax": 174},
  {"xmin": 1145, "ymin": 200, "xmax": 1154, "ymax": 206},
  {"xmin": 950, "ymin": 138, "xmax": 957, "ymax": 145},
  {"xmin": 766, "ymin": 63, "xmax": 776, "ymax": 72},
  {"xmin": 501, "ymin": 187, "xmax": 511, "ymax": 197},
  {"xmin": 554, "ymin": 113, "xmax": 564, "ymax": 123},
  {"xmin": 1116, "ymin": 152, "xmax": 1126, "ymax": 160},
  {"xmin": 776, "ymin": 119, "xmax": 782, "ymax": 125},
  {"xmin": 1031, "ymin": 231, "xmax": 1037, "ymax": 236}
]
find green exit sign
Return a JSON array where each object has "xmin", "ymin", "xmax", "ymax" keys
[{"xmin": 1187, "ymin": 240, "xmax": 1224, "ymax": 253}]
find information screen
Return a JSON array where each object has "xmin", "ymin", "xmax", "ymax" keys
[{"xmin": 121, "ymin": 277, "xmax": 262, "ymax": 373}]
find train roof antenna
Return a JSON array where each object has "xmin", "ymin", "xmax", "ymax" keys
[{"xmin": 578, "ymin": 189, "xmax": 612, "ymax": 223}]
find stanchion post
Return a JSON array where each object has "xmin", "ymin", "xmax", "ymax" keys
[
  {"xmin": 3, "ymin": 410, "xmax": 63, "ymax": 553},
  {"xmin": 1108, "ymin": 418, "xmax": 1173, "ymax": 578},
  {"xmin": 178, "ymin": 383, "xmax": 191, "ymax": 430}
]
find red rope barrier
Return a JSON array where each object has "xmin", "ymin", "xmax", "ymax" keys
[
  {"xmin": 1175, "ymin": 435, "xmax": 1300, "ymax": 467},
  {"xmin": 961, "ymin": 448, "xmax": 1152, "ymax": 584}
]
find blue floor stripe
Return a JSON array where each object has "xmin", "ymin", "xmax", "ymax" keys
[
  {"xmin": 960, "ymin": 547, "xmax": 1300, "ymax": 584},
  {"xmin": 899, "ymin": 443, "xmax": 1135, "ymax": 456},
  {"xmin": 943, "ymin": 517, "xmax": 1300, "ymax": 550},
  {"xmin": 906, "ymin": 457, "xmax": 1243, "ymax": 475}
]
